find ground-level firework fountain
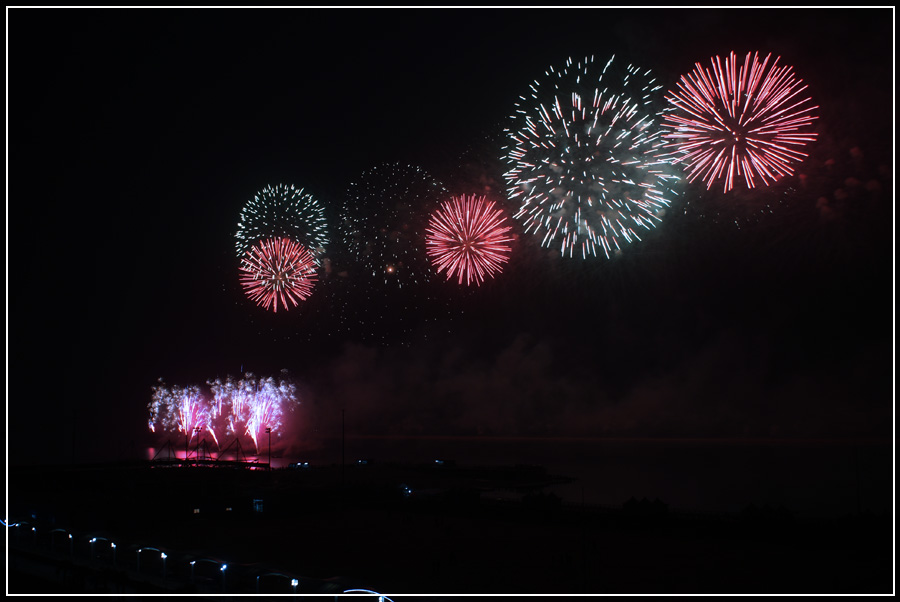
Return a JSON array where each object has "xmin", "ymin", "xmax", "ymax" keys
[{"xmin": 148, "ymin": 372, "xmax": 298, "ymax": 459}]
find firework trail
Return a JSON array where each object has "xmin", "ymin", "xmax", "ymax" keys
[
  {"xmin": 206, "ymin": 375, "xmax": 249, "ymax": 447},
  {"xmin": 660, "ymin": 51, "xmax": 819, "ymax": 193},
  {"xmin": 235, "ymin": 183, "xmax": 329, "ymax": 259},
  {"xmin": 426, "ymin": 194, "xmax": 513, "ymax": 286},
  {"xmin": 225, "ymin": 375, "xmax": 257, "ymax": 440},
  {"xmin": 173, "ymin": 385, "xmax": 206, "ymax": 441},
  {"xmin": 246, "ymin": 374, "xmax": 297, "ymax": 452},
  {"xmin": 503, "ymin": 55, "xmax": 680, "ymax": 259},
  {"xmin": 239, "ymin": 237, "xmax": 319, "ymax": 312}
]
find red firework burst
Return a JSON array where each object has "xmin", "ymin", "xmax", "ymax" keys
[
  {"xmin": 661, "ymin": 51, "xmax": 819, "ymax": 193},
  {"xmin": 426, "ymin": 194, "xmax": 513, "ymax": 286},
  {"xmin": 239, "ymin": 237, "xmax": 318, "ymax": 312}
]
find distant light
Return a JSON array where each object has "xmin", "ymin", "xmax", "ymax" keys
[
  {"xmin": 90, "ymin": 538, "xmax": 96, "ymax": 543},
  {"xmin": 221, "ymin": 564, "xmax": 227, "ymax": 571},
  {"xmin": 225, "ymin": 507, "xmax": 232, "ymax": 512},
  {"xmin": 111, "ymin": 542, "xmax": 116, "ymax": 548},
  {"xmin": 194, "ymin": 508, "xmax": 200, "ymax": 514},
  {"xmin": 291, "ymin": 579, "xmax": 298, "ymax": 587},
  {"xmin": 161, "ymin": 552, "xmax": 167, "ymax": 559},
  {"xmin": 190, "ymin": 561, "xmax": 196, "ymax": 566},
  {"xmin": 68, "ymin": 534, "xmax": 73, "ymax": 539}
]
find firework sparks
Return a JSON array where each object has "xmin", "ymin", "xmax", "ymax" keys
[
  {"xmin": 246, "ymin": 375, "xmax": 296, "ymax": 452},
  {"xmin": 235, "ymin": 183, "xmax": 329, "ymax": 259},
  {"xmin": 207, "ymin": 375, "xmax": 250, "ymax": 446},
  {"xmin": 503, "ymin": 55, "xmax": 680, "ymax": 259},
  {"xmin": 147, "ymin": 381, "xmax": 208, "ymax": 441},
  {"xmin": 660, "ymin": 51, "xmax": 819, "ymax": 193},
  {"xmin": 426, "ymin": 194, "xmax": 513, "ymax": 285},
  {"xmin": 239, "ymin": 237, "xmax": 319, "ymax": 312}
]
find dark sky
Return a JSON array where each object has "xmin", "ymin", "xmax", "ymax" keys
[{"xmin": 8, "ymin": 8, "xmax": 894, "ymax": 467}]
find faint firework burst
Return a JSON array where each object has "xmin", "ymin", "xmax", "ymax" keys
[
  {"xmin": 503, "ymin": 55, "xmax": 680, "ymax": 259},
  {"xmin": 239, "ymin": 237, "xmax": 318, "ymax": 312},
  {"xmin": 660, "ymin": 51, "xmax": 819, "ymax": 193},
  {"xmin": 426, "ymin": 194, "xmax": 513, "ymax": 286},
  {"xmin": 332, "ymin": 163, "xmax": 453, "ymax": 343},
  {"xmin": 235, "ymin": 183, "xmax": 329, "ymax": 259},
  {"xmin": 339, "ymin": 162, "xmax": 447, "ymax": 288}
]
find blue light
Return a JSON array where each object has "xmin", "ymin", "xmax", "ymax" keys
[{"xmin": 343, "ymin": 589, "xmax": 393, "ymax": 602}]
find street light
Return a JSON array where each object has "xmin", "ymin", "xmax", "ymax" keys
[
  {"xmin": 292, "ymin": 578, "xmax": 298, "ymax": 594},
  {"xmin": 90, "ymin": 537, "xmax": 96, "ymax": 560},
  {"xmin": 161, "ymin": 552, "xmax": 167, "ymax": 584},
  {"xmin": 111, "ymin": 542, "xmax": 117, "ymax": 568},
  {"xmin": 190, "ymin": 560, "xmax": 196, "ymax": 584},
  {"xmin": 137, "ymin": 549, "xmax": 142, "ymax": 573},
  {"xmin": 221, "ymin": 564, "xmax": 227, "ymax": 592},
  {"xmin": 69, "ymin": 534, "xmax": 73, "ymax": 557}
]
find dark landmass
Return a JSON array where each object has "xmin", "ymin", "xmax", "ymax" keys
[{"xmin": 7, "ymin": 460, "xmax": 892, "ymax": 595}]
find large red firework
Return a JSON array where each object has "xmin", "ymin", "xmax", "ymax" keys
[
  {"xmin": 426, "ymin": 194, "xmax": 513, "ymax": 286},
  {"xmin": 661, "ymin": 51, "xmax": 819, "ymax": 193},
  {"xmin": 239, "ymin": 237, "xmax": 318, "ymax": 312}
]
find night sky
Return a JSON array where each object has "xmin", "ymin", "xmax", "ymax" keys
[{"xmin": 9, "ymin": 6, "xmax": 894, "ymax": 488}]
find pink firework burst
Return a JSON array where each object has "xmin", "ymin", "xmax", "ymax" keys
[
  {"xmin": 239, "ymin": 237, "xmax": 318, "ymax": 312},
  {"xmin": 426, "ymin": 194, "xmax": 513, "ymax": 286},
  {"xmin": 661, "ymin": 51, "xmax": 819, "ymax": 193}
]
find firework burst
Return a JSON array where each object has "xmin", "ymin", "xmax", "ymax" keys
[
  {"xmin": 239, "ymin": 237, "xmax": 319, "ymax": 312},
  {"xmin": 235, "ymin": 183, "xmax": 329, "ymax": 259},
  {"xmin": 426, "ymin": 194, "xmax": 513, "ymax": 286},
  {"xmin": 660, "ymin": 51, "xmax": 819, "ymax": 193},
  {"xmin": 503, "ymin": 55, "xmax": 680, "ymax": 259}
]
